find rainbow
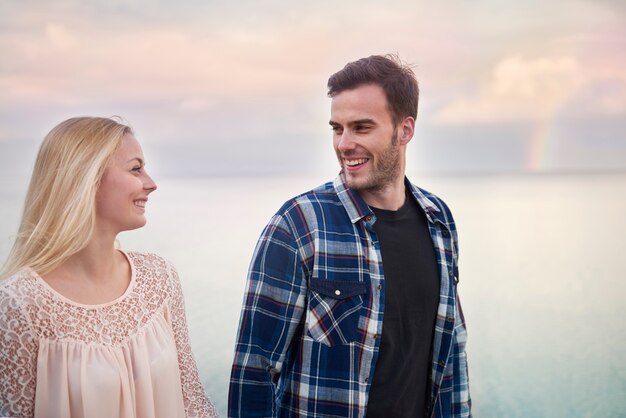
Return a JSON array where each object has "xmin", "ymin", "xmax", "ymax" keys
[
  {"xmin": 527, "ymin": 117, "xmax": 554, "ymax": 172},
  {"xmin": 525, "ymin": 99, "xmax": 571, "ymax": 173}
]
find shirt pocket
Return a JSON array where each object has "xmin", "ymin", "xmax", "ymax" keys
[{"xmin": 305, "ymin": 277, "xmax": 367, "ymax": 347}]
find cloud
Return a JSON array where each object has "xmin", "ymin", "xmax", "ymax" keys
[
  {"xmin": 490, "ymin": 56, "xmax": 581, "ymax": 100},
  {"xmin": 0, "ymin": 0, "xmax": 494, "ymax": 108},
  {"xmin": 0, "ymin": 24, "xmax": 332, "ymax": 107},
  {"xmin": 1, "ymin": 0, "xmax": 625, "ymax": 175},
  {"xmin": 45, "ymin": 23, "xmax": 79, "ymax": 51},
  {"xmin": 177, "ymin": 98, "xmax": 219, "ymax": 113},
  {"xmin": 433, "ymin": 55, "xmax": 585, "ymax": 124},
  {"xmin": 433, "ymin": 53, "xmax": 626, "ymax": 124}
]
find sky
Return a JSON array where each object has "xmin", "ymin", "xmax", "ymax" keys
[{"xmin": 0, "ymin": 0, "xmax": 625, "ymax": 179}]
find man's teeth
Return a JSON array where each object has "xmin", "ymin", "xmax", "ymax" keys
[
  {"xmin": 345, "ymin": 158, "xmax": 368, "ymax": 167},
  {"xmin": 134, "ymin": 201, "xmax": 146, "ymax": 208}
]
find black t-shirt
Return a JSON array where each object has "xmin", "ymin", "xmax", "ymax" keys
[{"xmin": 366, "ymin": 192, "xmax": 440, "ymax": 418}]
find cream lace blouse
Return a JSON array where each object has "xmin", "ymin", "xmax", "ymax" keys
[{"xmin": 0, "ymin": 251, "xmax": 217, "ymax": 418}]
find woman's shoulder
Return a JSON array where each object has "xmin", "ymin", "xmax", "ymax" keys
[
  {"xmin": 0, "ymin": 270, "xmax": 41, "ymax": 319},
  {"xmin": 0, "ymin": 269, "xmax": 38, "ymax": 300},
  {"xmin": 124, "ymin": 250, "xmax": 180, "ymax": 292},
  {"xmin": 125, "ymin": 250, "xmax": 177, "ymax": 272}
]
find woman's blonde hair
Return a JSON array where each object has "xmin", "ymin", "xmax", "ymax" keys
[{"xmin": 1, "ymin": 117, "xmax": 132, "ymax": 278}]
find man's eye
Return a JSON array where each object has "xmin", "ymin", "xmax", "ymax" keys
[{"xmin": 132, "ymin": 166, "xmax": 142, "ymax": 172}]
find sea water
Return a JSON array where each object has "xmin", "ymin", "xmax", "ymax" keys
[{"xmin": 1, "ymin": 173, "xmax": 625, "ymax": 417}]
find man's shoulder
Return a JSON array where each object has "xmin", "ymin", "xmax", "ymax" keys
[
  {"xmin": 412, "ymin": 184, "xmax": 450, "ymax": 209},
  {"xmin": 408, "ymin": 181, "xmax": 456, "ymax": 223},
  {"xmin": 263, "ymin": 179, "xmax": 351, "ymax": 238},
  {"xmin": 276, "ymin": 179, "xmax": 341, "ymax": 215}
]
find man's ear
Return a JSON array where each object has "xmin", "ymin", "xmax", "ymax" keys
[{"xmin": 398, "ymin": 116, "xmax": 415, "ymax": 145}]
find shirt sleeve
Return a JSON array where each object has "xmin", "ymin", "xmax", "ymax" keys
[
  {"xmin": 0, "ymin": 287, "xmax": 38, "ymax": 418},
  {"xmin": 166, "ymin": 263, "xmax": 219, "ymax": 418},
  {"xmin": 450, "ymin": 293, "xmax": 472, "ymax": 417},
  {"xmin": 451, "ymin": 229, "xmax": 472, "ymax": 417},
  {"xmin": 228, "ymin": 213, "xmax": 308, "ymax": 417}
]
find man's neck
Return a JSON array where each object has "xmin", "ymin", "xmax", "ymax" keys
[{"xmin": 359, "ymin": 177, "xmax": 406, "ymax": 211}]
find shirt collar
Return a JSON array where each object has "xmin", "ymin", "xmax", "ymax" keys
[
  {"xmin": 405, "ymin": 178, "xmax": 444, "ymax": 225},
  {"xmin": 334, "ymin": 173, "xmax": 443, "ymax": 225},
  {"xmin": 333, "ymin": 173, "xmax": 373, "ymax": 224}
]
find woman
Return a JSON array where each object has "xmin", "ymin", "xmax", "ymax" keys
[{"xmin": 0, "ymin": 117, "xmax": 217, "ymax": 417}]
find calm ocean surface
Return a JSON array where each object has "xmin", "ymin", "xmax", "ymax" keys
[{"xmin": 1, "ymin": 173, "xmax": 625, "ymax": 417}]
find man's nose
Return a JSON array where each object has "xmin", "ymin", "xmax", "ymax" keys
[{"xmin": 336, "ymin": 131, "xmax": 356, "ymax": 152}]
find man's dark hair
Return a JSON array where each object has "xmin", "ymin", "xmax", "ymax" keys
[{"xmin": 327, "ymin": 54, "xmax": 419, "ymax": 125}]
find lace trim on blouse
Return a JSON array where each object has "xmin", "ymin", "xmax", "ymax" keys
[{"xmin": 0, "ymin": 251, "xmax": 217, "ymax": 417}]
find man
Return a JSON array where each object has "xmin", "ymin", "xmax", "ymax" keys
[{"xmin": 229, "ymin": 55, "xmax": 471, "ymax": 417}]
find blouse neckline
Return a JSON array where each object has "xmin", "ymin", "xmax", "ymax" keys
[{"xmin": 28, "ymin": 250, "xmax": 137, "ymax": 309}]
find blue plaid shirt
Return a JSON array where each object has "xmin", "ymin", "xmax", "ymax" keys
[{"xmin": 229, "ymin": 174, "xmax": 471, "ymax": 417}]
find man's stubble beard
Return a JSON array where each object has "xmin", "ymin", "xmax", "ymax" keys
[{"xmin": 342, "ymin": 128, "xmax": 402, "ymax": 193}]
